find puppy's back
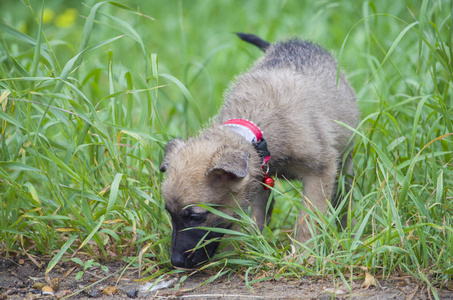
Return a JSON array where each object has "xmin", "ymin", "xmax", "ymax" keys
[
  {"xmin": 218, "ymin": 36, "xmax": 360, "ymax": 163},
  {"xmin": 257, "ymin": 39, "xmax": 337, "ymax": 74}
]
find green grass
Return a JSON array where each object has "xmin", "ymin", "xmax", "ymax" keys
[{"xmin": 0, "ymin": 0, "xmax": 452, "ymax": 297}]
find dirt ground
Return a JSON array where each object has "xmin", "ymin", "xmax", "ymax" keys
[{"xmin": 1, "ymin": 257, "xmax": 452, "ymax": 299}]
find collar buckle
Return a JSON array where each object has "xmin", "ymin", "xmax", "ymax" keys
[{"xmin": 252, "ymin": 138, "xmax": 270, "ymax": 167}]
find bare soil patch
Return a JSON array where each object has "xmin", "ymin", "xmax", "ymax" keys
[{"xmin": 0, "ymin": 257, "xmax": 452, "ymax": 299}]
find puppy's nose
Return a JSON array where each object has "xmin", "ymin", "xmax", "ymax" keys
[{"xmin": 171, "ymin": 252, "xmax": 186, "ymax": 268}]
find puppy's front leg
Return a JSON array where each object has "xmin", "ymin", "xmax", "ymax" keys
[
  {"xmin": 296, "ymin": 161, "xmax": 337, "ymax": 246},
  {"xmin": 251, "ymin": 188, "xmax": 273, "ymax": 231}
]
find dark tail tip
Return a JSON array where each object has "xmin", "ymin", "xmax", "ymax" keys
[{"xmin": 236, "ymin": 32, "xmax": 270, "ymax": 52}]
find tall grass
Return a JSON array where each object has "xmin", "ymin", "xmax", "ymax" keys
[
  {"xmin": 0, "ymin": 1, "xmax": 171, "ymax": 271},
  {"xmin": 0, "ymin": 0, "xmax": 452, "ymax": 297}
]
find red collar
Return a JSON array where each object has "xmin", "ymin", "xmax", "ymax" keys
[
  {"xmin": 221, "ymin": 119, "xmax": 273, "ymax": 190},
  {"xmin": 221, "ymin": 119, "xmax": 270, "ymax": 166}
]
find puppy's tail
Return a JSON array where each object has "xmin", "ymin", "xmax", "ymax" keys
[{"xmin": 236, "ymin": 32, "xmax": 270, "ymax": 51}]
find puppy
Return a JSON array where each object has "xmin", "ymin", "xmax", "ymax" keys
[{"xmin": 160, "ymin": 33, "xmax": 360, "ymax": 269}]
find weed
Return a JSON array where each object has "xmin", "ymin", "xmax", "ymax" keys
[{"xmin": 71, "ymin": 257, "xmax": 109, "ymax": 280}]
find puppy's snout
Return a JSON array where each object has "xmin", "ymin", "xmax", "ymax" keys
[
  {"xmin": 170, "ymin": 251, "xmax": 187, "ymax": 268},
  {"xmin": 170, "ymin": 223, "xmax": 223, "ymax": 268}
]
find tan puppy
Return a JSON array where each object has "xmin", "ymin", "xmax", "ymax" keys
[{"xmin": 160, "ymin": 33, "xmax": 360, "ymax": 268}]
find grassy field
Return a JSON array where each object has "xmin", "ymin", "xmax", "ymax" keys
[{"xmin": 0, "ymin": 0, "xmax": 452, "ymax": 297}]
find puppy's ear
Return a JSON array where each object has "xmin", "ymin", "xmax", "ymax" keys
[
  {"xmin": 160, "ymin": 138, "xmax": 185, "ymax": 172},
  {"xmin": 206, "ymin": 150, "xmax": 249, "ymax": 188}
]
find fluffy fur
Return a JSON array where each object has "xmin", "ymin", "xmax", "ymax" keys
[{"xmin": 160, "ymin": 35, "xmax": 360, "ymax": 268}]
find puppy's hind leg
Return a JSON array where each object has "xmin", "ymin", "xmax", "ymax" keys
[{"xmin": 295, "ymin": 159, "xmax": 337, "ymax": 247}]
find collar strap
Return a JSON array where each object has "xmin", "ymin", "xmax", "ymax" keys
[{"xmin": 222, "ymin": 119, "xmax": 270, "ymax": 166}]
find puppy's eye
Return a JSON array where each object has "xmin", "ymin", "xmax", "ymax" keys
[
  {"xmin": 190, "ymin": 214, "xmax": 203, "ymax": 222},
  {"xmin": 182, "ymin": 208, "xmax": 206, "ymax": 223}
]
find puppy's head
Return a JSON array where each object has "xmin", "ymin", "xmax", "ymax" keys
[{"xmin": 160, "ymin": 137, "xmax": 255, "ymax": 268}]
